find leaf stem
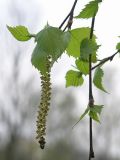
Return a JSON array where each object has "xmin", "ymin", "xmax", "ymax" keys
[{"xmin": 92, "ymin": 50, "xmax": 119, "ymax": 70}]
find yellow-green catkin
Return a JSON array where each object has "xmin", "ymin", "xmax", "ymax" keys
[{"xmin": 36, "ymin": 56, "xmax": 52, "ymax": 149}]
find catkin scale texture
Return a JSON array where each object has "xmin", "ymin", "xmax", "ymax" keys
[{"xmin": 36, "ymin": 56, "xmax": 52, "ymax": 149}]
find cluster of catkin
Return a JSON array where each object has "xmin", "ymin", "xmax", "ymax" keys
[{"xmin": 36, "ymin": 56, "xmax": 52, "ymax": 149}]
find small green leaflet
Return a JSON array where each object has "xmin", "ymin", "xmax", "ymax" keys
[
  {"xmin": 72, "ymin": 107, "xmax": 90, "ymax": 128},
  {"xmin": 73, "ymin": 104, "xmax": 103, "ymax": 127},
  {"xmin": 75, "ymin": 59, "xmax": 89, "ymax": 75},
  {"xmin": 79, "ymin": 107, "xmax": 90, "ymax": 121},
  {"xmin": 65, "ymin": 70, "xmax": 84, "ymax": 87},
  {"xmin": 66, "ymin": 27, "xmax": 97, "ymax": 62},
  {"xmin": 93, "ymin": 67, "xmax": 107, "ymax": 93},
  {"xmin": 80, "ymin": 38, "xmax": 99, "ymax": 61},
  {"xmin": 75, "ymin": 0, "xmax": 99, "ymax": 19},
  {"xmin": 31, "ymin": 25, "xmax": 70, "ymax": 74},
  {"xmin": 90, "ymin": 105, "xmax": 103, "ymax": 115},
  {"xmin": 7, "ymin": 25, "xmax": 31, "ymax": 41},
  {"xmin": 89, "ymin": 111, "xmax": 100, "ymax": 122},
  {"xmin": 89, "ymin": 105, "xmax": 103, "ymax": 123}
]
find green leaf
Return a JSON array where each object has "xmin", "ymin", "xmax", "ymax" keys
[
  {"xmin": 80, "ymin": 38, "xmax": 99, "ymax": 61},
  {"xmin": 91, "ymin": 52, "xmax": 98, "ymax": 63},
  {"xmin": 31, "ymin": 45, "xmax": 49, "ymax": 74},
  {"xmin": 66, "ymin": 27, "xmax": 97, "ymax": 62},
  {"xmin": 93, "ymin": 67, "xmax": 107, "ymax": 93},
  {"xmin": 90, "ymin": 105, "xmax": 104, "ymax": 115},
  {"xmin": 73, "ymin": 107, "xmax": 90, "ymax": 128},
  {"xmin": 73, "ymin": 104, "xmax": 103, "ymax": 127},
  {"xmin": 65, "ymin": 70, "xmax": 84, "ymax": 87},
  {"xmin": 80, "ymin": 107, "xmax": 90, "ymax": 120},
  {"xmin": 75, "ymin": 0, "xmax": 99, "ymax": 19},
  {"xmin": 76, "ymin": 59, "xmax": 89, "ymax": 75},
  {"xmin": 31, "ymin": 25, "xmax": 70, "ymax": 74},
  {"xmin": 7, "ymin": 25, "xmax": 31, "ymax": 41},
  {"xmin": 89, "ymin": 104, "xmax": 103, "ymax": 122},
  {"xmin": 89, "ymin": 111, "xmax": 100, "ymax": 123},
  {"xmin": 116, "ymin": 42, "xmax": 120, "ymax": 50},
  {"xmin": 35, "ymin": 25, "xmax": 70, "ymax": 60}
]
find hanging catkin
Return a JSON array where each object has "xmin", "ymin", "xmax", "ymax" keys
[{"xmin": 36, "ymin": 55, "xmax": 52, "ymax": 149}]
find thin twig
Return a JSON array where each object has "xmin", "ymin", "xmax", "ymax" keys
[
  {"xmin": 59, "ymin": 0, "xmax": 78, "ymax": 29},
  {"xmin": 88, "ymin": 16, "xmax": 96, "ymax": 160},
  {"xmin": 92, "ymin": 50, "xmax": 119, "ymax": 70},
  {"xmin": 59, "ymin": 13, "xmax": 70, "ymax": 29}
]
